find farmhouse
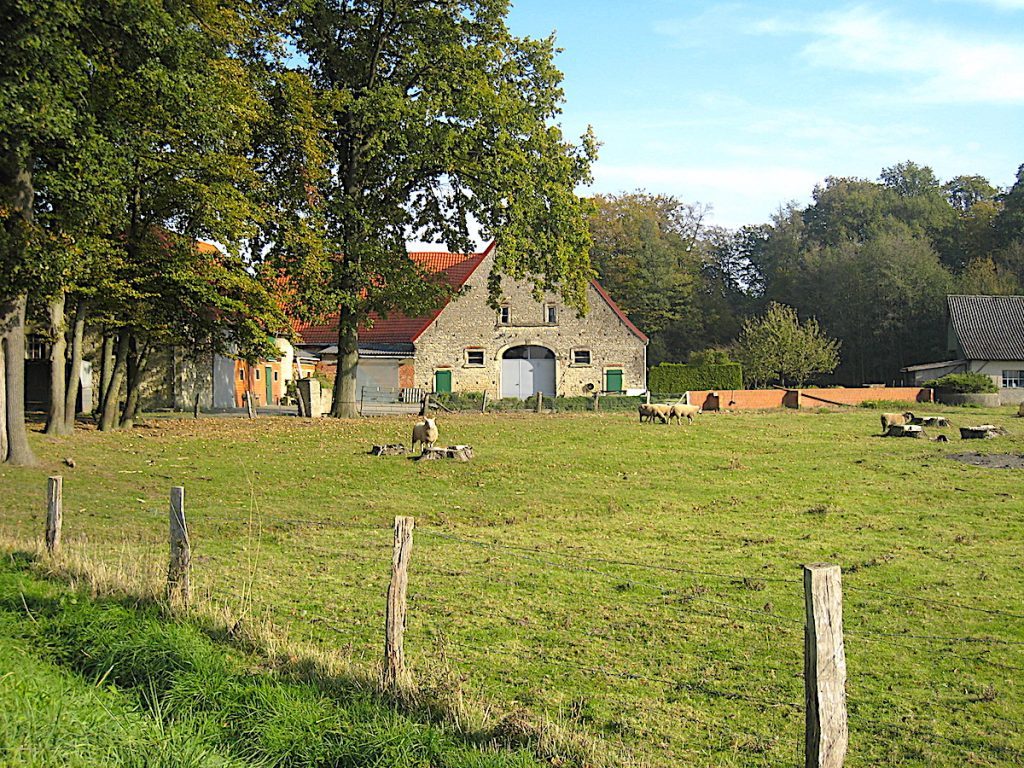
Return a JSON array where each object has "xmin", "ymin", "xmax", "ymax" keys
[
  {"xmin": 904, "ymin": 294, "xmax": 1024, "ymax": 404},
  {"xmin": 294, "ymin": 243, "xmax": 648, "ymax": 400}
]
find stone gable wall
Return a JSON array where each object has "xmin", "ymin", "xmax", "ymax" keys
[{"xmin": 414, "ymin": 251, "xmax": 647, "ymax": 397}]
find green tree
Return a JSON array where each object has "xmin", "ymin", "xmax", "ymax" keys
[
  {"xmin": 73, "ymin": 1, "xmax": 273, "ymax": 431},
  {"xmin": 0, "ymin": 0, "xmax": 96, "ymax": 464},
  {"xmin": 588, "ymin": 192, "xmax": 707, "ymax": 363},
  {"xmin": 737, "ymin": 302, "xmax": 840, "ymax": 388},
  {"xmin": 994, "ymin": 164, "xmax": 1024, "ymax": 252},
  {"xmin": 268, "ymin": 1, "xmax": 597, "ymax": 417},
  {"xmin": 958, "ymin": 257, "xmax": 1021, "ymax": 295}
]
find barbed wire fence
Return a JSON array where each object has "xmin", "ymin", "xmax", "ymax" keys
[{"xmin": 31, "ymin": 478, "xmax": 1024, "ymax": 767}]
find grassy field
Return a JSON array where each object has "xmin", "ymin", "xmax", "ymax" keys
[{"xmin": 1, "ymin": 405, "xmax": 1022, "ymax": 767}]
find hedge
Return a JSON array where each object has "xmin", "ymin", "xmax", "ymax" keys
[
  {"xmin": 922, "ymin": 372, "xmax": 998, "ymax": 394},
  {"xmin": 649, "ymin": 362, "xmax": 743, "ymax": 392}
]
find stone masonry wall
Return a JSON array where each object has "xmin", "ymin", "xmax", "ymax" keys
[{"xmin": 414, "ymin": 251, "xmax": 647, "ymax": 397}]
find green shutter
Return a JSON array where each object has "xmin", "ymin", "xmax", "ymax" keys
[
  {"xmin": 605, "ymin": 369, "xmax": 623, "ymax": 393},
  {"xmin": 434, "ymin": 369, "xmax": 452, "ymax": 394}
]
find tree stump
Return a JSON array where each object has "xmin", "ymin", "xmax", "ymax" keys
[
  {"xmin": 960, "ymin": 425, "xmax": 1007, "ymax": 439},
  {"xmin": 1017, "ymin": 402, "xmax": 1024, "ymax": 418},
  {"xmin": 416, "ymin": 445, "xmax": 473, "ymax": 461},
  {"xmin": 370, "ymin": 444, "xmax": 407, "ymax": 456},
  {"xmin": 911, "ymin": 416, "xmax": 950, "ymax": 427},
  {"xmin": 885, "ymin": 424, "xmax": 925, "ymax": 438}
]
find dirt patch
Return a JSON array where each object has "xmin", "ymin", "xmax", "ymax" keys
[{"xmin": 948, "ymin": 453, "xmax": 1024, "ymax": 469}]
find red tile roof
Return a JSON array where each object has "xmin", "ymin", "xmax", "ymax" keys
[
  {"xmin": 294, "ymin": 247, "xmax": 490, "ymax": 346},
  {"xmin": 293, "ymin": 242, "xmax": 648, "ymax": 346}
]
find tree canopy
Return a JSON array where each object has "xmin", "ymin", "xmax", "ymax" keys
[{"xmin": 264, "ymin": 0, "xmax": 597, "ymax": 416}]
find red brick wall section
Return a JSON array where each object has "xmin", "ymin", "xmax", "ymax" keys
[
  {"xmin": 398, "ymin": 362, "xmax": 415, "ymax": 389},
  {"xmin": 315, "ymin": 361, "xmax": 337, "ymax": 383},
  {"xmin": 686, "ymin": 387, "xmax": 932, "ymax": 411},
  {"xmin": 800, "ymin": 387, "xmax": 932, "ymax": 407}
]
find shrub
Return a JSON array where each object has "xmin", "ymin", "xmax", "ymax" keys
[
  {"xmin": 922, "ymin": 372, "xmax": 998, "ymax": 394},
  {"xmin": 649, "ymin": 362, "xmax": 743, "ymax": 393}
]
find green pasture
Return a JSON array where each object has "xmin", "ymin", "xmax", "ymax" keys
[{"xmin": 1, "ymin": 405, "xmax": 1022, "ymax": 767}]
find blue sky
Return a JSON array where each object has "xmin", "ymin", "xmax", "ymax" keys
[{"xmin": 505, "ymin": 0, "xmax": 1024, "ymax": 229}]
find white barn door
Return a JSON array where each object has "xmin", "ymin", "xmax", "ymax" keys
[{"xmin": 501, "ymin": 346, "xmax": 555, "ymax": 399}]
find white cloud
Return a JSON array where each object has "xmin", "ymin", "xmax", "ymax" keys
[
  {"xmin": 959, "ymin": 0, "xmax": 1024, "ymax": 9},
  {"xmin": 657, "ymin": 4, "xmax": 1024, "ymax": 104},
  {"xmin": 775, "ymin": 6, "xmax": 1024, "ymax": 104},
  {"xmin": 591, "ymin": 163, "xmax": 823, "ymax": 228}
]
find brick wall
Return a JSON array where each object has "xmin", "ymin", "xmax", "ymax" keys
[
  {"xmin": 414, "ymin": 250, "xmax": 647, "ymax": 397},
  {"xmin": 684, "ymin": 387, "xmax": 931, "ymax": 411}
]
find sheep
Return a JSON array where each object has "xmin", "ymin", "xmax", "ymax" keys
[
  {"xmin": 638, "ymin": 403, "xmax": 654, "ymax": 423},
  {"xmin": 670, "ymin": 403, "xmax": 702, "ymax": 424},
  {"xmin": 412, "ymin": 417, "xmax": 438, "ymax": 452},
  {"xmin": 880, "ymin": 411, "xmax": 914, "ymax": 434},
  {"xmin": 646, "ymin": 404, "xmax": 672, "ymax": 424}
]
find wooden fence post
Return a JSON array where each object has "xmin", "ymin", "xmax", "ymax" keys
[
  {"xmin": 480, "ymin": 390, "xmax": 488, "ymax": 413},
  {"xmin": 45, "ymin": 476, "xmax": 62, "ymax": 555},
  {"xmin": 167, "ymin": 486, "xmax": 191, "ymax": 606},
  {"xmin": 535, "ymin": 391, "xmax": 543, "ymax": 413},
  {"xmin": 384, "ymin": 515, "xmax": 414, "ymax": 691},
  {"xmin": 245, "ymin": 390, "xmax": 255, "ymax": 419},
  {"xmin": 804, "ymin": 563, "xmax": 847, "ymax": 768}
]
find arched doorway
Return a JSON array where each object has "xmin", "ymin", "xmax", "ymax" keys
[{"xmin": 501, "ymin": 345, "xmax": 555, "ymax": 399}]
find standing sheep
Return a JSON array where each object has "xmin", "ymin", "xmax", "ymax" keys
[
  {"xmin": 670, "ymin": 403, "xmax": 702, "ymax": 424},
  {"xmin": 412, "ymin": 417, "xmax": 439, "ymax": 452},
  {"xmin": 880, "ymin": 411, "xmax": 914, "ymax": 434}
]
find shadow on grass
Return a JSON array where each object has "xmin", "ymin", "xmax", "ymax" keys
[{"xmin": 0, "ymin": 549, "xmax": 594, "ymax": 768}]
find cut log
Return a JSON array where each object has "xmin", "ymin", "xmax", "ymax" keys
[
  {"xmin": 960, "ymin": 425, "xmax": 1007, "ymax": 440},
  {"xmin": 910, "ymin": 415, "xmax": 950, "ymax": 427},
  {"xmin": 416, "ymin": 445, "xmax": 473, "ymax": 461},
  {"xmin": 370, "ymin": 444, "xmax": 407, "ymax": 456},
  {"xmin": 885, "ymin": 424, "xmax": 925, "ymax": 438},
  {"xmin": 1018, "ymin": 402, "xmax": 1024, "ymax": 418}
]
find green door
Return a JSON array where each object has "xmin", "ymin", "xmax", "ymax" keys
[
  {"xmin": 604, "ymin": 368, "xmax": 623, "ymax": 394},
  {"xmin": 434, "ymin": 369, "xmax": 452, "ymax": 394},
  {"xmin": 265, "ymin": 367, "xmax": 273, "ymax": 404}
]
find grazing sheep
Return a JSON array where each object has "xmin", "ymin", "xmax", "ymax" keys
[
  {"xmin": 411, "ymin": 417, "xmax": 438, "ymax": 452},
  {"xmin": 670, "ymin": 403, "xmax": 702, "ymax": 424},
  {"xmin": 645, "ymin": 404, "xmax": 672, "ymax": 424},
  {"xmin": 880, "ymin": 411, "xmax": 914, "ymax": 434},
  {"xmin": 638, "ymin": 403, "xmax": 655, "ymax": 423}
]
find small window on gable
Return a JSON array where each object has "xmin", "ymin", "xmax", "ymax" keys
[
  {"xmin": 545, "ymin": 304, "xmax": 557, "ymax": 324},
  {"xmin": 498, "ymin": 305, "xmax": 511, "ymax": 325},
  {"xmin": 255, "ymin": 369, "xmax": 261, "ymax": 380},
  {"xmin": 273, "ymin": 371, "xmax": 279, "ymax": 381},
  {"xmin": 238, "ymin": 370, "xmax": 245, "ymax": 381},
  {"xmin": 572, "ymin": 349, "xmax": 591, "ymax": 365},
  {"xmin": 466, "ymin": 349, "xmax": 485, "ymax": 366}
]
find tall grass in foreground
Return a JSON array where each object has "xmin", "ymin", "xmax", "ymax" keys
[{"xmin": 0, "ymin": 553, "xmax": 598, "ymax": 768}]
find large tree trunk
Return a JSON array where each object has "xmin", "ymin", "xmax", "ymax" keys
[
  {"xmin": 63, "ymin": 298, "xmax": 86, "ymax": 433},
  {"xmin": 0, "ymin": 337, "xmax": 7, "ymax": 462},
  {"xmin": 44, "ymin": 292, "xmax": 68, "ymax": 435},
  {"xmin": 98, "ymin": 333, "xmax": 114, "ymax": 410},
  {"xmin": 1, "ymin": 153, "xmax": 37, "ymax": 464},
  {"xmin": 119, "ymin": 339, "xmax": 149, "ymax": 429},
  {"xmin": 98, "ymin": 332, "xmax": 130, "ymax": 431},
  {"xmin": 1, "ymin": 295, "xmax": 37, "ymax": 465},
  {"xmin": 330, "ymin": 305, "xmax": 360, "ymax": 418}
]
